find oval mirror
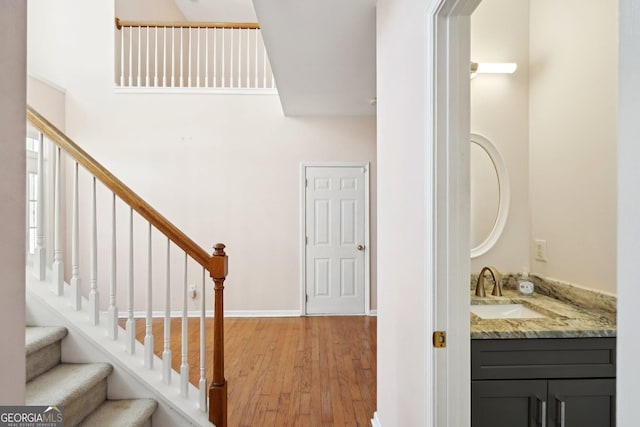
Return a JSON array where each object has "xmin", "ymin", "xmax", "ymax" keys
[{"xmin": 470, "ymin": 133, "xmax": 510, "ymax": 258}]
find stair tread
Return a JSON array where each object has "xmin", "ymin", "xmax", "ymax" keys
[
  {"xmin": 77, "ymin": 399, "xmax": 157, "ymax": 427},
  {"xmin": 26, "ymin": 363, "xmax": 113, "ymax": 406},
  {"xmin": 26, "ymin": 326, "xmax": 68, "ymax": 356}
]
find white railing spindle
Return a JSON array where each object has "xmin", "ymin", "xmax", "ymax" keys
[
  {"xmin": 120, "ymin": 28, "xmax": 125, "ymax": 86},
  {"xmin": 254, "ymin": 30, "xmax": 258, "ymax": 88},
  {"xmin": 70, "ymin": 161, "xmax": 81, "ymax": 310},
  {"xmin": 237, "ymin": 28, "xmax": 242, "ymax": 87},
  {"xmin": 126, "ymin": 207, "xmax": 135, "ymax": 354},
  {"xmin": 230, "ymin": 28, "xmax": 234, "ymax": 88},
  {"xmin": 145, "ymin": 26, "xmax": 150, "ymax": 87},
  {"xmin": 180, "ymin": 27, "xmax": 184, "ymax": 88},
  {"xmin": 163, "ymin": 238, "xmax": 172, "ymax": 384},
  {"xmin": 213, "ymin": 28, "xmax": 218, "ymax": 88},
  {"xmin": 246, "ymin": 29, "xmax": 250, "ymax": 88},
  {"xmin": 137, "ymin": 26, "xmax": 142, "ymax": 87},
  {"xmin": 108, "ymin": 193, "xmax": 118, "ymax": 340},
  {"xmin": 221, "ymin": 28, "xmax": 225, "ymax": 88},
  {"xmin": 154, "ymin": 26, "xmax": 158, "ymax": 87},
  {"xmin": 199, "ymin": 267, "xmax": 207, "ymax": 411},
  {"xmin": 89, "ymin": 177, "xmax": 99, "ymax": 325},
  {"xmin": 163, "ymin": 28, "xmax": 167, "ymax": 87},
  {"xmin": 263, "ymin": 44, "xmax": 267, "ymax": 88},
  {"xmin": 180, "ymin": 253, "xmax": 189, "ymax": 397},
  {"xmin": 52, "ymin": 146, "xmax": 64, "ymax": 296},
  {"xmin": 196, "ymin": 28, "xmax": 201, "ymax": 87},
  {"xmin": 205, "ymin": 28, "xmax": 209, "ymax": 88},
  {"xmin": 144, "ymin": 223, "xmax": 154, "ymax": 368},
  {"xmin": 171, "ymin": 27, "xmax": 175, "ymax": 87},
  {"xmin": 34, "ymin": 132, "xmax": 45, "ymax": 280},
  {"xmin": 188, "ymin": 28, "xmax": 192, "ymax": 87},
  {"xmin": 128, "ymin": 27, "xmax": 133, "ymax": 86}
]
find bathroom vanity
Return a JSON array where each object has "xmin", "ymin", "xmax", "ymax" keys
[{"xmin": 470, "ymin": 277, "xmax": 617, "ymax": 427}]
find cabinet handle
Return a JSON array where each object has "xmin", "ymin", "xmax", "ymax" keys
[
  {"xmin": 557, "ymin": 399, "xmax": 566, "ymax": 427},
  {"xmin": 540, "ymin": 400, "xmax": 547, "ymax": 427}
]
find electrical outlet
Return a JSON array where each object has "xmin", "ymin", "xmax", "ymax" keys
[
  {"xmin": 534, "ymin": 239, "xmax": 547, "ymax": 262},
  {"xmin": 189, "ymin": 284, "xmax": 197, "ymax": 299}
]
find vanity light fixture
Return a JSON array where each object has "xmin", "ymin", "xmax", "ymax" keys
[{"xmin": 470, "ymin": 62, "xmax": 518, "ymax": 78}]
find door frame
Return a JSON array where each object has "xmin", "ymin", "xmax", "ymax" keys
[
  {"xmin": 426, "ymin": 0, "xmax": 480, "ymax": 425},
  {"xmin": 299, "ymin": 162, "xmax": 371, "ymax": 316}
]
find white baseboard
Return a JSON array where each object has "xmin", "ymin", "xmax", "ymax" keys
[
  {"xmin": 118, "ymin": 310, "xmax": 301, "ymax": 319},
  {"xmin": 371, "ymin": 411, "xmax": 382, "ymax": 427}
]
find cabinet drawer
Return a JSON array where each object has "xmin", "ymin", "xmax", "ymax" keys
[{"xmin": 471, "ymin": 338, "xmax": 616, "ymax": 380}]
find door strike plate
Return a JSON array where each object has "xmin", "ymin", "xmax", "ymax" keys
[{"xmin": 433, "ymin": 331, "xmax": 446, "ymax": 348}]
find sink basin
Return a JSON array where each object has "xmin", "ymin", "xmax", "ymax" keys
[{"xmin": 470, "ymin": 303, "xmax": 546, "ymax": 319}]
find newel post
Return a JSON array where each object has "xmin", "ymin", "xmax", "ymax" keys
[{"xmin": 209, "ymin": 243, "xmax": 228, "ymax": 427}]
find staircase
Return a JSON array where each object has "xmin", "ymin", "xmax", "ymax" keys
[{"xmin": 26, "ymin": 326, "xmax": 157, "ymax": 427}]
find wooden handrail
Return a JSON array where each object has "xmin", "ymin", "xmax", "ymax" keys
[
  {"xmin": 115, "ymin": 17, "xmax": 260, "ymax": 30},
  {"xmin": 26, "ymin": 106, "xmax": 212, "ymax": 269}
]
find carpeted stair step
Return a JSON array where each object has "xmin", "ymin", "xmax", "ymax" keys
[
  {"xmin": 26, "ymin": 362, "xmax": 113, "ymax": 427},
  {"xmin": 25, "ymin": 326, "xmax": 67, "ymax": 381},
  {"xmin": 77, "ymin": 399, "xmax": 157, "ymax": 427}
]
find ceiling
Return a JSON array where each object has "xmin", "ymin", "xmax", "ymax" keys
[{"xmin": 173, "ymin": 0, "xmax": 376, "ymax": 116}]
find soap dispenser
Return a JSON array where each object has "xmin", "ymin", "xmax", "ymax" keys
[{"xmin": 518, "ymin": 268, "xmax": 535, "ymax": 296}]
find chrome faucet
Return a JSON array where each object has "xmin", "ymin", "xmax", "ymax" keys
[{"xmin": 475, "ymin": 266, "xmax": 502, "ymax": 297}]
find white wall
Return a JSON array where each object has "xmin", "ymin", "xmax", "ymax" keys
[
  {"xmin": 470, "ymin": 0, "xmax": 530, "ymax": 274},
  {"xmin": 0, "ymin": 0, "xmax": 27, "ymax": 404},
  {"xmin": 115, "ymin": 0, "xmax": 185, "ymax": 21},
  {"xmin": 617, "ymin": 0, "xmax": 640, "ymax": 422},
  {"xmin": 27, "ymin": 0, "xmax": 377, "ymax": 314},
  {"xmin": 376, "ymin": 0, "xmax": 434, "ymax": 424},
  {"xmin": 529, "ymin": 0, "xmax": 618, "ymax": 293}
]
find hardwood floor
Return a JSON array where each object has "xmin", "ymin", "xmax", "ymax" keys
[{"xmin": 122, "ymin": 316, "xmax": 377, "ymax": 426}]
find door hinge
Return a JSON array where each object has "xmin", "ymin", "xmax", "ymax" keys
[
  {"xmin": 433, "ymin": 331, "xmax": 447, "ymax": 348},
  {"xmin": 305, "ymin": 294, "xmax": 309, "ymax": 303},
  {"xmin": 305, "ymin": 236, "xmax": 308, "ymax": 245},
  {"xmin": 305, "ymin": 178, "xmax": 308, "ymax": 187}
]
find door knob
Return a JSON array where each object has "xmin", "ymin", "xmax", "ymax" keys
[{"xmin": 357, "ymin": 244, "xmax": 365, "ymax": 251}]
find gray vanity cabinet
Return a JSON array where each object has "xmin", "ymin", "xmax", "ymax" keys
[{"xmin": 471, "ymin": 338, "xmax": 616, "ymax": 427}]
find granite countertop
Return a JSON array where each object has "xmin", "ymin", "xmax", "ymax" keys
[{"xmin": 470, "ymin": 276, "xmax": 617, "ymax": 339}]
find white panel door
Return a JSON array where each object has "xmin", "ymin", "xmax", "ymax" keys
[{"xmin": 305, "ymin": 166, "xmax": 366, "ymax": 315}]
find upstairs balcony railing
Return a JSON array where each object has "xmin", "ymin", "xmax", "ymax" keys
[{"xmin": 115, "ymin": 18, "xmax": 276, "ymax": 92}]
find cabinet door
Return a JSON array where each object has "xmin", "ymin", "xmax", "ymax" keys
[
  {"xmin": 472, "ymin": 380, "xmax": 547, "ymax": 427},
  {"xmin": 547, "ymin": 379, "xmax": 615, "ymax": 427}
]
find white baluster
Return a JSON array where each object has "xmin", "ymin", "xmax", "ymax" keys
[
  {"xmin": 163, "ymin": 27, "xmax": 167, "ymax": 87},
  {"xmin": 120, "ymin": 26, "xmax": 125, "ymax": 86},
  {"xmin": 199, "ymin": 267, "xmax": 207, "ymax": 412},
  {"xmin": 263, "ymin": 44, "xmax": 267, "ymax": 88},
  {"xmin": 254, "ymin": 30, "xmax": 258, "ymax": 89},
  {"xmin": 230, "ymin": 28, "xmax": 234, "ymax": 88},
  {"xmin": 52, "ymin": 146, "xmax": 64, "ymax": 296},
  {"xmin": 205, "ymin": 27, "xmax": 209, "ymax": 87},
  {"xmin": 126, "ymin": 207, "xmax": 135, "ymax": 354},
  {"xmin": 144, "ymin": 223, "xmax": 154, "ymax": 369},
  {"xmin": 108, "ymin": 193, "xmax": 118, "ymax": 340},
  {"xmin": 70, "ymin": 162, "xmax": 81, "ymax": 310},
  {"xmin": 196, "ymin": 27, "xmax": 201, "ymax": 87},
  {"xmin": 137, "ymin": 26, "xmax": 141, "ymax": 87},
  {"xmin": 145, "ymin": 26, "xmax": 150, "ymax": 87},
  {"xmin": 162, "ymin": 238, "xmax": 172, "ymax": 384},
  {"xmin": 213, "ymin": 28, "xmax": 218, "ymax": 88},
  {"xmin": 246, "ymin": 28, "xmax": 250, "ymax": 88},
  {"xmin": 221, "ymin": 28, "xmax": 225, "ymax": 88},
  {"xmin": 34, "ymin": 133, "xmax": 45, "ymax": 280},
  {"xmin": 180, "ymin": 253, "xmax": 189, "ymax": 397},
  {"xmin": 188, "ymin": 28, "xmax": 193, "ymax": 87},
  {"xmin": 171, "ymin": 27, "xmax": 175, "ymax": 87},
  {"xmin": 154, "ymin": 26, "xmax": 158, "ymax": 87},
  {"xmin": 128, "ymin": 27, "xmax": 133, "ymax": 86},
  {"xmin": 237, "ymin": 27, "xmax": 242, "ymax": 88},
  {"xmin": 89, "ymin": 177, "xmax": 99, "ymax": 325},
  {"xmin": 180, "ymin": 27, "xmax": 184, "ymax": 88}
]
